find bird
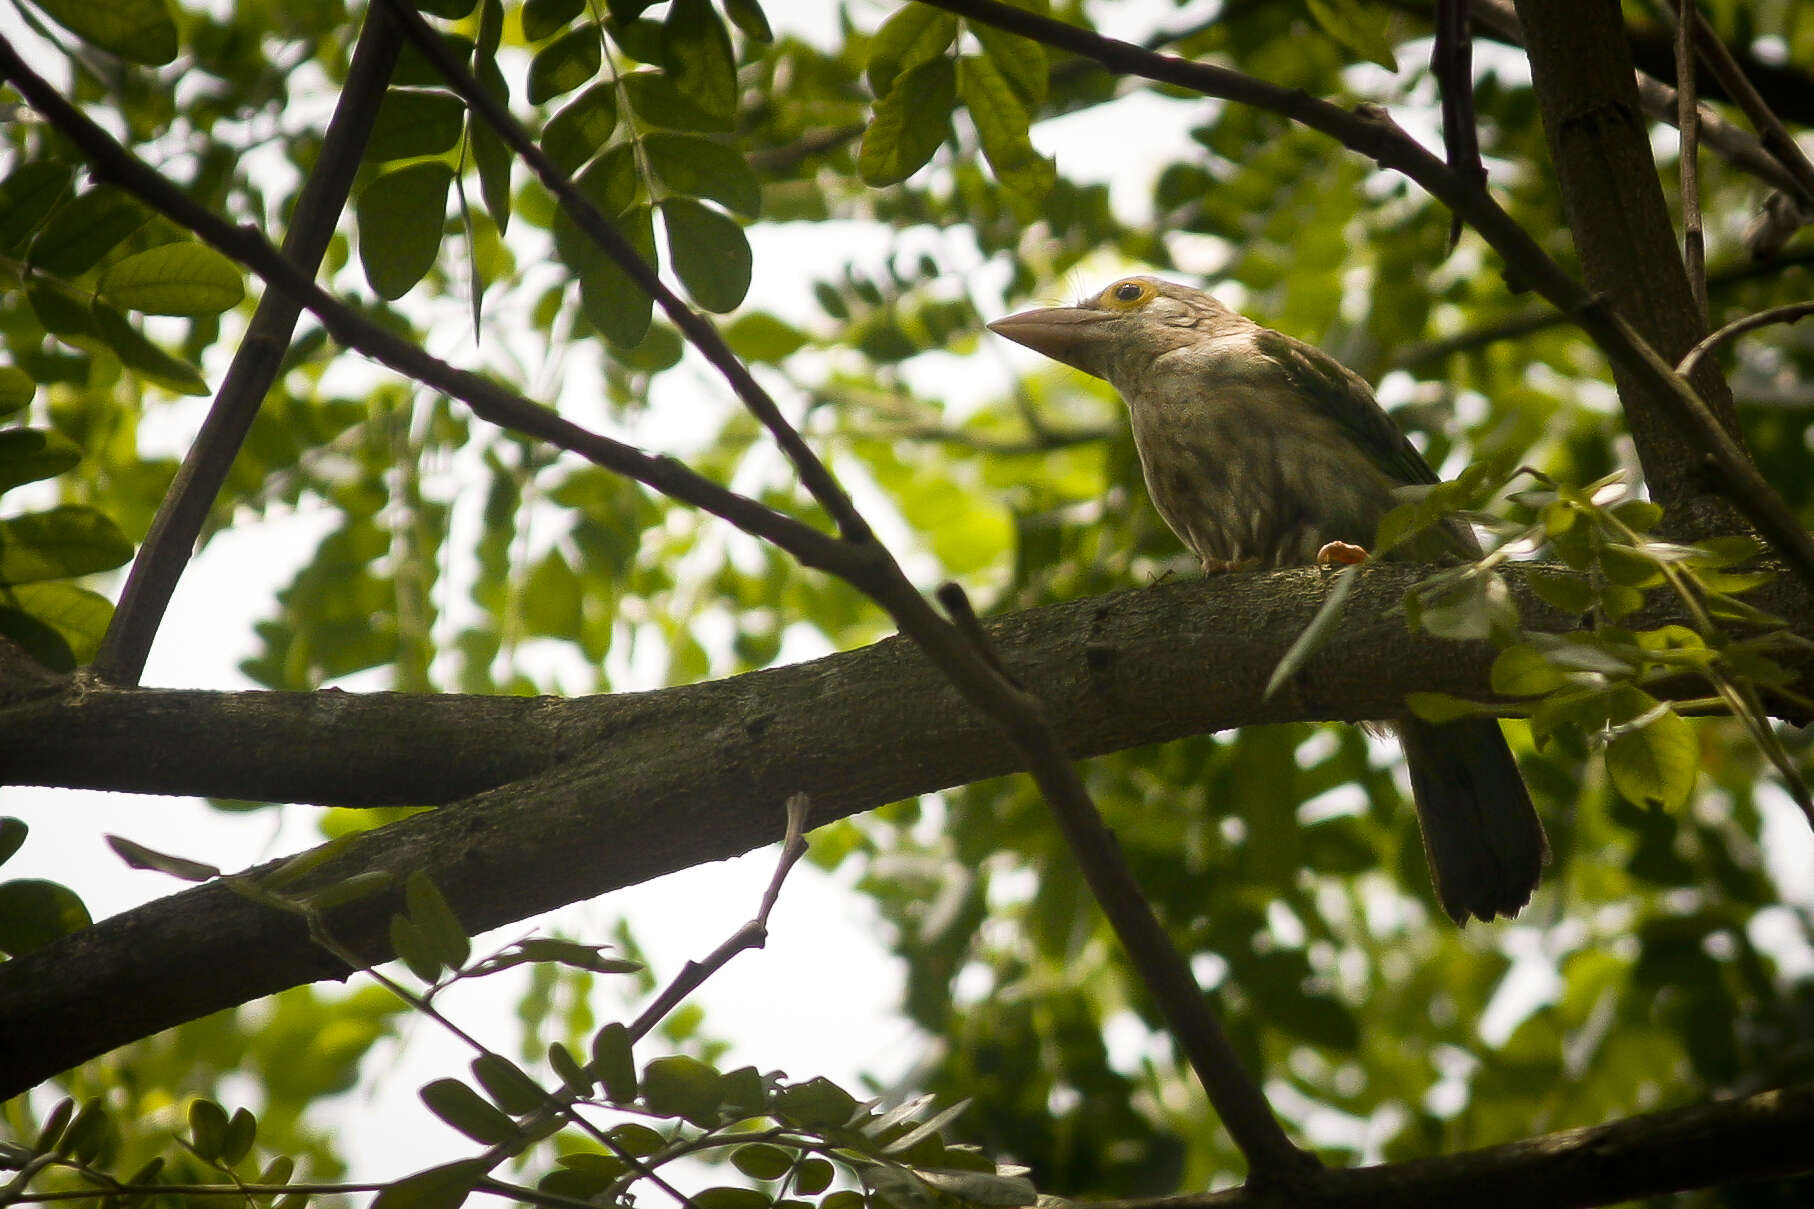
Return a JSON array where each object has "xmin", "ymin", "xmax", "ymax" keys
[{"xmin": 988, "ymin": 275, "xmax": 1547, "ymax": 923}]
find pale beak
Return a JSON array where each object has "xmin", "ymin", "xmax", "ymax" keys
[{"xmin": 986, "ymin": 307, "xmax": 1114, "ymax": 380}]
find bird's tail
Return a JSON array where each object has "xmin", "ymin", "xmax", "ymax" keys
[{"xmin": 1398, "ymin": 717, "xmax": 1548, "ymax": 924}]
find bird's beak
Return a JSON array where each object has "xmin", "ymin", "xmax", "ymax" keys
[{"xmin": 986, "ymin": 306, "xmax": 1113, "ymax": 380}]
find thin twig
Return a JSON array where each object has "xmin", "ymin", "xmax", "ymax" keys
[
  {"xmin": 91, "ymin": 4, "xmax": 406, "ymax": 686},
  {"xmin": 1676, "ymin": 301, "xmax": 1814, "ymax": 382},
  {"xmin": 630, "ymin": 792, "xmax": 811, "ymax": 1040},
  {"xmin": 1688, "ymin": 11, "xmax": 1814, "ymax": 212},
  {"xmin": 1675, "ymin": 0, "xmax": 1708, "ymax": 322},
  {"xmin": 1432, "ymin": 0, "xmax": 1486, "ymax": 250}
]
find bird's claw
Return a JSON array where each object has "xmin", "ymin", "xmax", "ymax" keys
[{"xmin": 1315, "ymin": 540, "xmax": 1369, "ymax": 565}]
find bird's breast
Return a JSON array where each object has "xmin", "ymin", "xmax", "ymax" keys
[{"xmin": 1124, "ymin": 379, "xmax": 1400, "ymax": 569}]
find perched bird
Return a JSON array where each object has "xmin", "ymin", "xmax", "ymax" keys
[{"xmin": 988, "ymin": 275, "xmax": 1547, "ymax": 923}]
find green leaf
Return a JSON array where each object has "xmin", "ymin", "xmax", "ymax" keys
[
  {"xmin": 621, "ymin": 69, "xmax": 732, "ymax": 131},
  {"xmin": 371, "ymin": 1160, "xmax": 490, "ymax": 1209},
  {"xmin": 0, "ymin": 878, "xmax": 90, "ymax": 955},
  {"xmin": 0, "ymin": 582, "xmax": 112, "ymax": 669},
  {"xmin": 106, "ymin": 835, "xmax": 220, "ymax": 881},
  {"xmin": 691, "ymin": 1188, "xmax": 770, "ymax": 1209},
  {"xmin": 523, "ymin": 0, "xmax": 584, "ymax": 41},
  {"xmin": 1610, "ymin": 498, "xmax": 1664, "ymax": 532},
  {"xmin": 473, "ymin": 56, "xmax": 514, "ymax": 233},
  {"xmin": 57, "ymin": 1098, "xmax": 108, "ymax": 1162},
  {"xmin": 0, "ymin": 505, "xmax": 133, "ymax": 585},
  {"xmin": 771, "ymin": 1076, "xmax": 859, "ymax": 1129},
  {"xmin": 730, "ymin": 1143, "xmax": 793, "ymax": 1181},
  {"xmin": 542, "ymin": 85, "xmax": 619, "ymax": 175},
  {"xmin": 723, "ymin": 312, "xmax": 807, "ymax": 362},
  {"xmin": 970, "ymin": 20, "xmax": 1046, "ymax": 106},
  {"xmin": 643, "ymin": 133, "xmax": 761, "ymax": 218},
  {"xmin": 528, "ymin": 27, "xmax": 602, "ymax": 105},
  {"xmin": 99, "ymin": 242, "xmax": 246, "ymax": 316},
  {"xmin": 663, "ymin": 0, "xmax": 739, "ymax": 119},
  {"xmin": 366, "ymin": 89, "xmax": 467, "ymax": 163},
  {"xmin": 608, "ymin": 16, "xmax": 665, "ymax": 63},
  {"xmin": 0, "ymin": 366, "xmax": 34, "ymax": 416},
  {"xmin": 415, "ymin": 0, "xmax": 478, "ymax": 17},
  {"xmin": 661, "ymin": 197, "xmax": 750, "ymax": 313},
  {"xmin": 795, "ymin": 1157, "xmax": 834, "ymax": 1195},
  {"xmin": 357, "ymin": 162, "xmax": 454, "ymax": 300},
  {"xmin": 1526, "ymin": 567, "xmax": 1594, "ymax": 613},
  {"xmin": 29, "ymin": 185, "xmax": 150, "ymax": 276},
  {"xmin": 1405, "ymin": 690, "xmax": 1495, "ymax": 723},
  {"xmin": 858, "ymin": 56, "xmax": 956, "ymax": 186},
  {"xmin": 1265, "ymin": 562, "xmax": 1357, "ymax": 699},
  {"xmin": 404, "ymin": 870, "xmax": 470, "ymax": 970},
  {"xmin": 219, "ymin": 1107, "xmax": 257, "ymax": 1167},
  {"xmin": 1605, "ymin": 694, "xmax": 1697, "ymax": 810},
  {"xmin": 592, "ymin": 1021, "xmax": 638, "ymax": 1102},
  {"xmin": 31, "ymin": 0, "xmax": 177, "ymax": 65},
  {"xmin": 867, "ymin": 4, "xmax": 956, "ymax": 97},
  {"xmin": 0, "ymin": 428, "xmax": 82, "ymax": 496},
  {"xmin": 390, "ymin": 915, "xmax": 443, "ymax": 982},
  {"xmin": 721, "ymin": 0, "xmax": 771, "ymax": 41},
  {"xmin": 419, "ymin": 1078, "xmax": 520, "ymax": 1144},
  {"xmin": 0, "ymin": 161, "xmax": 73, "ymax": 250},
  {"xmin": 641, "ymin": 1054, "xmax": 723, "ymax": 1126},
  {"xmin": 570, "ymin": 203, "xmax": 656, "ymax": 346},
  {"xmin": 1305, "ymin": 0, "xmax": 1399, "ymax": 71},
  {"xmin": 522, "ymin": 549, "xmax": 582, "ymax": 637},
  {"xmin": 0, "ymin": 818, "xmax": 25, "ymax": 868},
  {"xmin": 1491, "ymin": 644, "xmax": 1566, "ymax": 696},
  {"xmin": 471, "ymin": 1054, "xmax": 547, "ymax": 1115},
  {"xmin": 90, "ymin": 301, "xmax": 210, "ymax": 394},
  {"xmin": 188, "ymin": 1098, "xmax": 228, "ymax": 1160}
]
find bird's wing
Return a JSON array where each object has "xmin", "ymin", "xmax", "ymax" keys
[{"xmin": 1253, "ymin": 329, "xmax": 1439, "ymax": 488}]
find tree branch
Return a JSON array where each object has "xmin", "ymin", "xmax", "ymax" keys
[
  {"xmin": 90, "ymin": 3, "xmax": 405, "ymax": 687},
  {"xmin": 1094, "ymin": 1080, "xmax": 1814, "ymax": 1208},
  {"xmin": 6, "ymin": 563, "xmax": 1813, "ymax": 1095}
]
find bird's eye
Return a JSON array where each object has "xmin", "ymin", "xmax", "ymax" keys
[{"xmin": 1102, "ymin": 279, "xmax": 1151, "ymax": 309}]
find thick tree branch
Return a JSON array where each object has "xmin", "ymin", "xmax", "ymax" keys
[
  {"xmin": 6, "ymin": 563, "xmax": 1813, "ymax": 1095},
  {"xmin": 1094, "ymin": 1080, "xmax": 1814, "ymax": 1208}
]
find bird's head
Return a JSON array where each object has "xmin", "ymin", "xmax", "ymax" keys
[{"xmin": 986, "ymin": 276, "xmax": 1244, "ymax": 388}]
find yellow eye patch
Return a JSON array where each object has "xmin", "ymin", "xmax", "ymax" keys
[{"xmin": 1098, "ymin": 278, "xmax": 1154, "ymax": 310}]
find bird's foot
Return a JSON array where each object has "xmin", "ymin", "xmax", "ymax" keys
[
  {"xmin": 1201, "ymin": 555, "xmax": 1260, "ymax": 574},
  {"xmin": 1315, "ymin": 540, "xmax": 1369, "ymax": 566}
]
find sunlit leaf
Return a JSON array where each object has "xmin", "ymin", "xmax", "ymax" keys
[
  {"xmin": 663, "ymin": 0, "xmax": 738, "ymax": 119},
  {"xmin": 0, "ymin": 505, "xmax": 133, "ymax": 584},
  {"xmin": 859, "ymin": 57, "xmax": 956, "ymax": 186},
  {"xmin": 99, "ymin": 242, "xmax": 246, "ymax": 316}
]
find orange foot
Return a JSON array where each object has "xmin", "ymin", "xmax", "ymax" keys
[
  {"xmin": 1315, "ymin": 540, "xmax": 1369, "ymax": 565},
  {"xmin": 1201, "ymin": 555, "xmax": 1260, "ymax": 574}
]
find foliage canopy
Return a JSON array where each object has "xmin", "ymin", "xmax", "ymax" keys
[{"xmin": 2, "ymin": 0, "xmax": 1814, "ymax": 1206}]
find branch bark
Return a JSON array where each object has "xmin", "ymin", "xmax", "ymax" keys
[
  {"xmin": 1511, "ymin": 0, "xmax": 1741, "ymax": 514},
  {"xmin": 6, "ymin": 565, "xmax": 1814, "ymax": 1096},
  {"xmin": 1095, "ymin": 1080, "xmax": 1814, "ymax": 1208}
]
